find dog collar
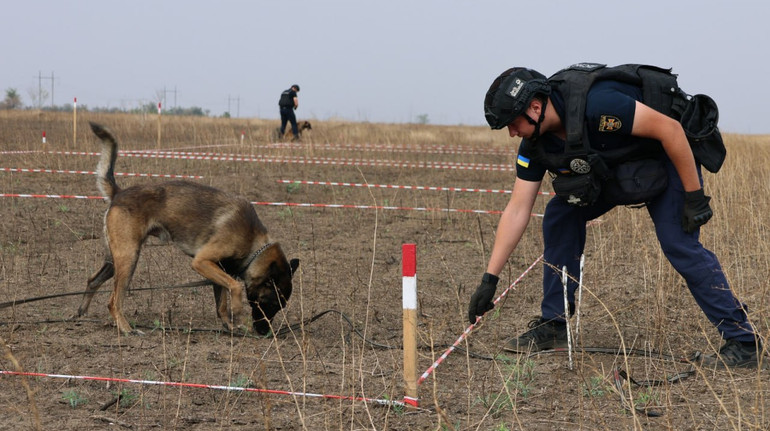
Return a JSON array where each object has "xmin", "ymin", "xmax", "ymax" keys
[{"xmin": 239, "ymin": 242, "xmax": 274, "ymax": 276}]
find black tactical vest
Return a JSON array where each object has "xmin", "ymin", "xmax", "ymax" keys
[
  {"xmin": 278, "ymin": 89, "xmax": 295, "ymax": 108},
  {"xmin": 532, "ymin": 63, "xmax": 689, "ymax": 175}
]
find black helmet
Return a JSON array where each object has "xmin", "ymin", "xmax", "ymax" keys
[
  {"xmin": 484, "ymin": 67, "xmax": 550, "ymax": 129},
  {"xmin": 292, "ymin": 84, "xmax": 300, "ymax": 91}
]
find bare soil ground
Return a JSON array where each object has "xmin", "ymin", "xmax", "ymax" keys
[{"xmin": 1, "ymin": 112, "xmax": 768, "ymax": 430}]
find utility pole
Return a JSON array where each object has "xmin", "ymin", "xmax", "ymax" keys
[
  {"xmin": 163, "ymin": 86, "xmax": 178, "ymax": 109},
  {"xmin": 228, "ymin": 94, "xmax": 240, "ymax": 117},
  {"xmin": 37, "ymin": 71, "xmax": 55, "ymax": 109}
]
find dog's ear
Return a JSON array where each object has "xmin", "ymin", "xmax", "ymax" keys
[{"xmin": 289, "ymin": 258, "xmax": 300, "ymax": 276}]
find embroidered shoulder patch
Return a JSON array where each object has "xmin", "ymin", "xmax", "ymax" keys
[
  {"xmin": 598, "ymin": 115, "xmax": 622, "ymax": 132},
  {"xmin": 516, "ymin": 154, "xmax": 530, "ymax": 168}
]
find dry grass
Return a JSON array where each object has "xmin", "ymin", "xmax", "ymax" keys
[{"xmin": 0, "ymin": 110, "xmax": 768, "ymax": 430}]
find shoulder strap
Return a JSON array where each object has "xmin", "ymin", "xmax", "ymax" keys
[
  {"xmin": 548, "ymin": 62, "xmax": 607, "ymax": 154},
  {"xmin": 548, "ymin": 63, "xmax": 681, "ymax": 159}
]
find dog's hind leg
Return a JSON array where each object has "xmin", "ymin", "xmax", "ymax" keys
[
  {"xmin": 75, "ymin": 260, "xmax": 115, "ymax": 317},
  {"xmin": 108, "ymin": 245, "xmax": 143, "ymax": 335},
  {"xmin": 104, "ymin": 209, "xmax": 146, "ymax": 335}
]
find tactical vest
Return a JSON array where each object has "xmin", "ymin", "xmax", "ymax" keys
[
  {"xmin": 531, "ymin": 63, "xmax": 690, "ymax": 176},
  {"xmin": 278, "ymin": 89, "xmax": 294, "ymax": 108}
]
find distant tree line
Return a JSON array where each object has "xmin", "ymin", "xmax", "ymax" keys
[
  {"xmin": 0, "ymin": 88, "xmax": 22, "ymax": 110},
  {"xmin": 1, "ymin": 87, "xmax": 210, "ymax": 117}
]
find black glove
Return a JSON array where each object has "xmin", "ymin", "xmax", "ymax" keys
[
  {"xmin": 682, "ymin": 189, "xmax": 713, "ymax": 233},
  {"xmin": 468, "ymin": 273, "xmax": 499, "ymax": 324}
]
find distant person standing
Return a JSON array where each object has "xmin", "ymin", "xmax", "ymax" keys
[{"xmin": 278, "ymin": 84, "xmax": 300, "ymax": 140}]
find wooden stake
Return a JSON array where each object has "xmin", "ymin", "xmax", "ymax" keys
[
  {"xmin": 73, "ymin": 97, "xmax": 77, "ymax": 147},
  {"xmin": 402, "ymin": 243, "xmax": 418, "ymax": 407},
  {"xmin": 157, "ymin": 102, "xmax": 162, "ymax": 149}
]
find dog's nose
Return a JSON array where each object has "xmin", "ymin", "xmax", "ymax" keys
[{"xmin": 253, "ymin": 318, "xmax": 271, "ymax": 335}]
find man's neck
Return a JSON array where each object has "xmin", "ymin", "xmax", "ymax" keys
[{"xmin": 542, "ymin": 98, "xmax": 566, "ymax": 140}]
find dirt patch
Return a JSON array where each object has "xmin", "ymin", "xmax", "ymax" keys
[{"xmin": 1, "ymin": 112, "xmax": 768, "ymax": 430}]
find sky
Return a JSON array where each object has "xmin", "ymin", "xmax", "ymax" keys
[{"xmin": 3, "ymin": 1, "xmax": 770, "ymax": 134}]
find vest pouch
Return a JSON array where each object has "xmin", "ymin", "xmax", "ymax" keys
[
  {"xmin": 552, "ymin": 172, "xmax": 601, "ymax": 207},
  {"xmin": 681, "ymin": 94, "xmax": 725, "ymax": 173},
  {"xmin": 602, "ymin": 158, "xmax": 668, "ymax": 205}
]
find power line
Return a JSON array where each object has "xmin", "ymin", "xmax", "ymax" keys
[
  {"xmin": 37, "ymin": 71, "xmax": 55, "ymax": 108},
  {"xmin": 162, "ymin": 86, "xmax": 178, "ymax": 108},
  {"xmin": 228, "ymin": 94, "xmax": 240, "ymax": 117}
]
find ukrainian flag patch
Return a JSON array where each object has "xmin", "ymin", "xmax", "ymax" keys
[{"xmin": 516, "ymin": 155, "xmax": 530, "ymax": 168}]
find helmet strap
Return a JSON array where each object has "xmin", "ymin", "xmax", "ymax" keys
[{"xmin": 526, "ymin": 98, "xmax": 549, "ymax": 142}]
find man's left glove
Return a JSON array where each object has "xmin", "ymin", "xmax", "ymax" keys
[
  {"xmin": 682, "ymin": 189, "xmax": 713, "ymax": 233},
  {"xmin": 468, "ymin": 273, "xmax": 499, "ymax": 325}
]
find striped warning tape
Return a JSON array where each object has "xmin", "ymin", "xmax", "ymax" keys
[
  {"xmin": 49, "ymin": 151, "xmax": 516, "ymax": 172},
  {"xmin": 145, "ymin": 142, "xmax": 516, "ymax": 157},
  {"xmin": 0, "ymin": 370, "xmax": 410, "ymax": 408},
  {"xmin": 277, "ymin": 179, "xmax": 555, "ymax": 196},
  {"xmin": 0, "ymin": 167, "xmax": 203, "ymax": 179},
  {"xmin": 0, "ymin": 150, "xmax": 45, "ymax": 155},
  {"xmin": 0, "ymin": 193, "xmax": 545, "ymax": 217},
  {"xmin": 417, "ymin": 255, "xmax": 543, "ymax": 385}
]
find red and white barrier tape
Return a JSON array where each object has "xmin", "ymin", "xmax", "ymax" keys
[
  {"xmin": 250, "ymin": 201, "xmax": 542, "ymax": 216},
  {"xmin": 50, "ymin": 151, "xmax": 516, "ymax": 172},
  {"xmin": 125, "ymin": 143, "xmax": 239, "ymax": 153},
  {"xmin": 0, "ymin": 150, "xmax": 45, "ymax": 155},
  {"xmin": 0, "ymin": 370, "xmax": 408, "ymax": 407},
  {"xmin": 0, "ymin": 167, "xmax": 203, "ymax": 179},
  {"xmin": 417, "ymin": 255, "xmax": 543, "ymax": 385},
  {"xmin": 3, "ymin": 142, "xmax": 515, "ymax": 157},
  {"xmin": 0, "ymin": 194, "xmax": 545, "ymax": 217},
  {"xmin": 277, "ymin": 179, "xmax": 555, "ymax": 196},
  {"xmin": 0, "ymin": 193, "xmax": 104, "ymax": 201},
  {"xmin": 255, "ymin": 142, "xmax": 516, "ymax": 156}
]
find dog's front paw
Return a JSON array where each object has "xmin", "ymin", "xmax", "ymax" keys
[
  {"xmin": 220, "ymin": 320, "xmax": 236, "ymax": 333},
  {"xmin": 116, "ymin": 321, "xmax": 144, "ymax": 336},
  {"xmin": 234, "ymin": 323, "xmax": 251, "ymax": 336}
]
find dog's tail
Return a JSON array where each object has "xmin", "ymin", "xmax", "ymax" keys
[{"xmin": 89, "ymin": 122, "xmax": 120, "ymax": 201}]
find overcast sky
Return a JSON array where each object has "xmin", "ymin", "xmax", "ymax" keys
[{"xmin": 3, "ymin": 1, "xmax": 769, "ymax": 133}]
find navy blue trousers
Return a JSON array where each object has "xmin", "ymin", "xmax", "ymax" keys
[
  {"xmin": 541, "ymin": 158, "xmax": 756, "ymax": 341},
  {"xmin": 280, "ymin": 107, "xmax": 298, "ymax": 137}
]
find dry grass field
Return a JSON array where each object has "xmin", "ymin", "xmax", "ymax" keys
[{"xmin": 1, "ymin": 110, "xmax": 769, "ymax": 430}]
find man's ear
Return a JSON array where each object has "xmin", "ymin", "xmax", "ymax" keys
[
  {"xmin": 530, "ymin": 98, "xmax": 543, "ymax": 116},
  {"xmin": 290, "ymin": 258, "xmax": 300, "ymax": 276}
]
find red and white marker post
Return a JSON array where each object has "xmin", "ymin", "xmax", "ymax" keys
[
  {"xmin": 73, "ymin": 97, "xmax": 77, "ymax": 146},
  {"xmin": 42, "ymin": 131, "xmax": 46, "ymax": 144},
  {"xmin": 157, "ymin": 102, "xmax": 162, "ymax": 149},
  {"xmin": 402, "ymin": 243, "xmax": 419, "ymax": 407}
]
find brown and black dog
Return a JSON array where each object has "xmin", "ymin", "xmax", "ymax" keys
[
  {"xmin": 272, "ymin": 120, "xmax": 312, "ymax": 142},
  {"xmin": 76, "ymin": 122, "xmax": 298, "ymax": 335}
]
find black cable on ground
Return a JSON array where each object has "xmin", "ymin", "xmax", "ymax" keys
[{"xmin": 0, "ymin": 279, "xmax": 213, "ymax": 310}]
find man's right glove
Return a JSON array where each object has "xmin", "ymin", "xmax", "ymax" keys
[
  {"xmin": 682, "ymin": 189, "xmax": 713, "ymax": 233},
  {"xmin": 468, "ymin": 273, "xmax": 499, "ymax": 325}
]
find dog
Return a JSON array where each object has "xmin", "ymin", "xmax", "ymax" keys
[
  {"xmin": 77, "ymin": 122, "xmax": 299, "ymax": 335},
  {"xmin": 272, "ymin": 120, "xmax": 312, "ymax": 142}
]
